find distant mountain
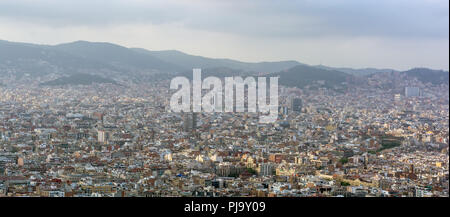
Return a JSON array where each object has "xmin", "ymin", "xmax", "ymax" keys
[
  {"xmin": 272, "ymin": 65, "xmax": 352, "ymax": 88},
  {"xmin": 40, "ymin": 73, "xmax": 118, "ymax": 86},
  {"xmin": 314, "ymin": 65, "xmax": 397, "ymax": 76},
  {"xmin": 177, "ymin": 67, "xmax": 256, "ymax": 79},
  {"xmin": 0, "ymin": 40, "xmax": 119, "ymax": 78},
  {"xmin": 132, "ymin": 48, "xmax": 301, "ymax": 73},
  {"xmin": 0, "ymin": 39, "xmax": 302, "ymax": 80},
  {"xmin": 1, "ymin": 39, "xmax": 447, "ymax": 87},
  {"xmin": 401, "ymin": 68, "xmax": 449, "ymax": 85},
  {"xmin": 55, "ymin": 41, "xmax": 183, "ymax": 73}
]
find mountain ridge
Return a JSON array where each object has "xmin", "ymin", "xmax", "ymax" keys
[
  {"xmin": 131, "ymin": 48, "xmax": 301, "ymax": 73},
  {"xmin": 0, "ymin": 39, "xmax": 448, "ymax": 87},
  {"xmin": 39, "ymin": 73, "xmax": 118, "ymax": 86}
]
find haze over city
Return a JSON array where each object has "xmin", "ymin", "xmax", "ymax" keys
[
  {"xmin": 0, "ymin": 0, "xmax": 449, "ymax": 202},
  {"xmin": 0, "ymin": 0, "xmax": 448, "ymax": 71}
]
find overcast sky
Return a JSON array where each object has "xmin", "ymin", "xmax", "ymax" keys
[{"xmin": 0, "ymin": 0, "xmax": 448, "ymax": 70}]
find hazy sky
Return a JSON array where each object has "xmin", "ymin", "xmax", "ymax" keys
[{"xmin": 0, "ymin": 0, "xmax": 448, "ymax": 70}]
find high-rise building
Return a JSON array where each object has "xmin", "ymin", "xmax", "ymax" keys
[
  {"xmin": 183, "ymin": 112, "xmax": 197, "ymax": 132},
  {"xmin": 291, "ymin": 98, "xmax": 302, "ymax": 112},
  {"xmin": 98, "ymin": 130, "xmax": 109, "ymax": 144},
  {"xmin": 281, "ymin": 106, "xmax": 289, "ymax": 116},
  {"xmin": 259, "ymin": 163, "xmax": 274, "ymax": 176},
  {"xmin": 405, "ymin": 87, "xmax": 420, "ymax": 97}
]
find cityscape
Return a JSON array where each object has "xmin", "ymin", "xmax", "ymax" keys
[
  {"xmin": 0, "ymin": 50, "xmax": 448, "ymax": 197},
  {"xmin": 0, "ymin": 0, "xmax": 448, "ymax": 198}
]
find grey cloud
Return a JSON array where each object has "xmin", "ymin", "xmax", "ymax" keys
[
  {"xmin": 0, "ymin": 0, "xmax": 448, "ymax": 39},
  {"xmin": 0, "ymin": 0, "xmax": 185, "ymax": 26},
  {"xmin": 184, "ymin": 0, "xmax": 449, "ymax": 39}
]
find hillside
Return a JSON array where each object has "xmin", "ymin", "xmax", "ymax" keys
[
  {"xmin": 132, "ymin": 48, "xmax": 301, "ymax": 73},
  {"xmin": 1, "ymin": 40, "xmax": 447, "ymax": 87},
  {"xmin": 176, "ymin": 67, "xmax": 256, "ymax": 79},
  {"xmin": 314, "ymin": 65, "xmax": 397, "ymax": 76},
  {"xmin": 54, "ymin": 41, "xmax": 183, "ymax": 73},
  {"xmin": 1, "ymin": 40, "xmax": 302, "ymax": 80},
  {"xmin": 402, "ymin": 68, "xmax": 449, "ymax": 85},
  {"xmin": 40, "ymin": 73, "xmax": 118, "ymax": 86},
  {"xmin": 0, "ymin": 40, "xmax": 119, "ymax": 78},
  {"xmin": 273, "ymin": 65, "xmax": 352, "ymax": 88}
]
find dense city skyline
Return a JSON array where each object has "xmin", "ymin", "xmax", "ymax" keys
[{"xmin": 0, "ymin": 0, "xmax": 448, "ymax": 200}]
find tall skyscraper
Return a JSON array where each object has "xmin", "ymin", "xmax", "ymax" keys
[
  {"xmin": 291, "ymin": 98, "xmax": 302, "ymax": 112},
  {"xmin": 280, "ymin": 106, "xmax": 289, "ymax": 116},
  {"xmin": 183, "ymin": 112, "xmax": 197, "ymax": 132},
  {"xmin": 405, "ymin": 87, "xmax": 420, "ymax": 97},
  {"xmin": 98, "ymin": 130, "xmax": 109, "ymax": 144}
]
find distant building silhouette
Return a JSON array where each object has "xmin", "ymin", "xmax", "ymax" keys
[
  {"xmin": 405, "ymin": 87, "xmax": 420, "ymax": 97},
  {"xmin": 291, "ymin": 98, "xmax": 302, "ymax": 112},
  {"xmin": 183, "ymin": 112, "xmax": 197, "ymax": 132}
]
